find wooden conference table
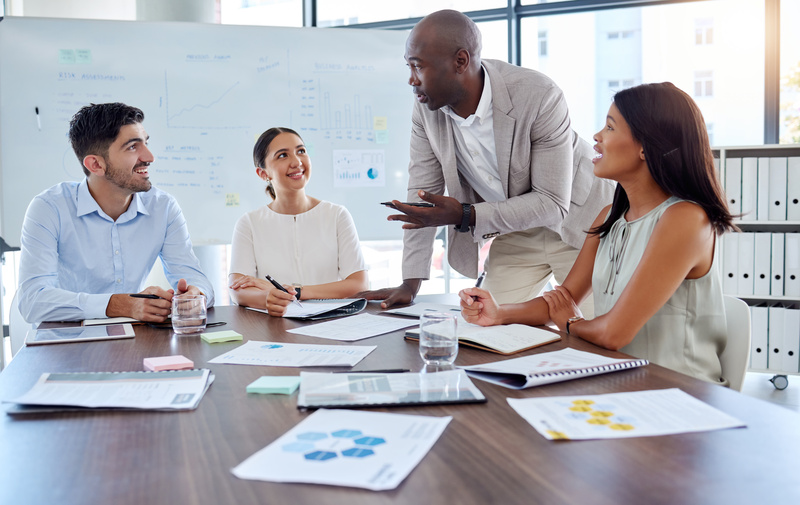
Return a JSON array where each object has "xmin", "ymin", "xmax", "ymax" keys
[{"xmin": 1, "ymin": 300, "xmax": 799, "ymax": 505}]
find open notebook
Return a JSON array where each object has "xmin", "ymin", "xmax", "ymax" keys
[{"xmin": 404, "ymin": 317, "xmax": 560, "ymax": 355}]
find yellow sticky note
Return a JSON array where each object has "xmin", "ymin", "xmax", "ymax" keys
[
  {"xmin": 225, "ymin": 193, "xmax": 240, "ymax": 207},
  {"xmin": 201, "ymin": 330, "xmax": 243, "ymax": 343},
  {"xmin": 373, "ymin": 116, "xmax": 388, "ymax": 130}
]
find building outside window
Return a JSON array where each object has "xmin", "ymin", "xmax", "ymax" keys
[{"xmin": 694, "ymin": 70, "xmax": 714, "ymax": 97}]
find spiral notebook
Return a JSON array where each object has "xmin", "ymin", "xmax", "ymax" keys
[{"xmin": 462, "ymin": 347, "xmax": 648, "ymax": 389}]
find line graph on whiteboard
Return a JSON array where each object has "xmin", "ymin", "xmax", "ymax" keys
[{"xmin": 163, "ymin": 71, "xmax": 250, "ymax": 130}]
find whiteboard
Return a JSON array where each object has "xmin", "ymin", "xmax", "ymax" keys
[{"xmin": 0, "ymin": 17, "xmax": 412, "ymax": 246}]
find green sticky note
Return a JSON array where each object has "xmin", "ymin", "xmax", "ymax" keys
[
  {"xmin": 246, "ymin": 376, "xmax": 301, "ymax": 395},
  {"xmin": 200, "ymin": 330, "xmax": 243, "ymax": 343}
]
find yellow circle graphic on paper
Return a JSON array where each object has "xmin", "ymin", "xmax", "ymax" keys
[
  {"xmin": 572, "ymin": 400, "xmax": 595, "ymax": 406},
  {"xmin": 609, "ymin": 423, "xmax": 635, "ymax": 431},
  {"xmin": 546, "ymin": 430, "xmax": 570, "ymax": 440},
  {"xmin": 590, "ymin": 411, "xmax": 614, "ymax": 418},
  {"xmin": 569, "ymin": 405, "xmax": 592, "ymax": 412},
  {"xmin": 587, "ymin": 418, "xmax": 611, "ymax": 425}
]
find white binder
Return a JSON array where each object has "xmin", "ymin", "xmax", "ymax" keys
[
  {"xmin": 750, "ymin": 306, "xmax": 768, "ymax": 370},
  {"xmin": 783, "ymin": 308, "xmax": 800, "ymax": 374},
  {"xmin": 740, "ymin": 157, "xmax": 758, "ymax": 221},
  {"xmin": 722, "ymin": 233, "xmax": 739, "ymax": 295},
  {"xmin": 771, "ymin": 233, "xmax": 785, "ymax": 297},
  {"xmin": 768, "ymin": 157, "xmax": 787, "ymax": 221},
  {"xmin": 737, "ymin": 232, "xmax": 755, "ymax": 296},
  {"xmin": 788, "ymin": 157, "xmax": 800, "ymax": 220},
  {"xmin": 786, "ymin": 234, "xmax": 800, "ymax": 297},
  {"xmin": 753, "ymin": 233, "xmax": 771, "ymax": 296},
  {"xmin": 757, "ymin": 157, "xmax": 770, "ymax": 221},
  {"xmin": 724, "ymin": 157, "xmax": 742, "ymax": 216},
  {"xmin": 768, "ymin": 306, "xmax": 785, "ymax": 372}
]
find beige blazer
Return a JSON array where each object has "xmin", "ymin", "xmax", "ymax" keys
[{"xmin": 402, "ymin": 59, "xmax": 615, "ymax": 279}]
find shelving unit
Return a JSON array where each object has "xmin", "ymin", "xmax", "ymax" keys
[{"xmin": 716, "ymin": 144, "xmax": 800, "ymax": 389}]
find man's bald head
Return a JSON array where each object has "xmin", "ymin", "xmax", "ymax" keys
[{"xmin": 410, "ymin": 10, "xmax": 482, "ymax": 68}]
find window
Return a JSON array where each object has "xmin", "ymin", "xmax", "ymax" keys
[
  {"xmin": 520, "ymin": 0, "xmax": 763, "ymax": 147},
  {"xmin": 538, "ymin": 31, "xmax": 548, "ymax": 56},
  {"xmin": 706, "ymin": 123, "xmax": 715, "ymax": 146},
  {"xmin": 220, "ymin": 0, "xmax": 303, "ymax": 27},
  {"xmin": 780, "ymin": 0, "xmax": 800, "ymax": 144},
  {"xmin": 316, "ymin": 1, "xmax": 505, "ymax": 27},
  {"xmin": 695, "ymin": 18, "xmax": 714, "ymax": 45},
  {"xmin": 694, "ymin": 71, "xmax": 713, "ymax": 97}
]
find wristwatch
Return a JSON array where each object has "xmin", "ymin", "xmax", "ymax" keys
[
  {"xmin": 566, "ymin": 316, "xmax": 584, "ymax": 335},
  {"xmin": 292, "ymin": 284, "xmax": 302, "ymax": 300},
  {"xmin": 454, "ymin": 203, "xmax": 472, "ymax": 233}
]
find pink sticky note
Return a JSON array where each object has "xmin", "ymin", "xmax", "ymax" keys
[{"xmin": 143, "ymin": 355, "xmax": 194, "ymax": 372}]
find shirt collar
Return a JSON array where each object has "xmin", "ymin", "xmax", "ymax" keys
[
  {"xmin": 443, "ymin": 63, "xmax": 493, "ymax": 126},
  {"xmin": 75, "ymin": 178, "xmax": 150, "ymax": 221}
]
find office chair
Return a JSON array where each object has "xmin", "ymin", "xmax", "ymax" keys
[
  {"xmin": 720, "ymin": 295, "xmax": 752, "ymax": 391},
  {"xmin": 8, "ymin": 292, "xmax": 31, "ymax": 359}
]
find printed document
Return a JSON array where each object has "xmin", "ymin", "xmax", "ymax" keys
[
  {"xmin": 5, "ymin": 369, "xmax": 212, "ymax": 411},
  {"xmin": 508, "ymin": 388, "xmax": 745, "ymax": 440},
  {"xmin": 208, "ymin": 340, "xmax": 375, "ymax": 367},
  {"xmin": 287, "ymin": 313, "xmax": 417, "ymax": 341},
  {"xmin": 382, "ymin": 303, "xmax": 461, "ymax": 318},
  {"xmin": 232, "ymin": 409, "xmax": 451, "ymax": 490}
]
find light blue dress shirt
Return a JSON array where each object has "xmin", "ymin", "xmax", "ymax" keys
[{"xmin": 18, "ymin": 180, "xmax": 215, "ymax": 322}]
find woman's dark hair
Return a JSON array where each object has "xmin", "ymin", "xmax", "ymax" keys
[
  {"xmin": 590, "ymin": 82, "xmax": 736, "ymax": 237},
  {"xmin": 252, "ymin": 127, "xmax": 302, "ymax": 200},
  {"xmin": 68, "ymin": 103, "xmax": 144, "ymax": 177}
]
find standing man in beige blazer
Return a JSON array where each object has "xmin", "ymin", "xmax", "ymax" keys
[{"xmin": 359, "ymin": 9, "xmax": 614, "ymax": 311}]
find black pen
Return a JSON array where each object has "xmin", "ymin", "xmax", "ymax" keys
[
  {"xmin": 265, "ymin": 275, "xmax": 303, "ymax": 308},
  {"xmin": 475, "ymin": 271, "xmax": 486, "ymax": 288},
  {"xmin": 334, "ymin": 368, "xmax": 411, "ymax": 374},
  {"xmin": 130, "ymin": 293, "xmax": 162, "ymax": 299}
]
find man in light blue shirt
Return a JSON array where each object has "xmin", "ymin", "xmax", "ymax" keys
[{"xmin": 18, "ymin": 103, "xmax": 214, "ymax": 323}]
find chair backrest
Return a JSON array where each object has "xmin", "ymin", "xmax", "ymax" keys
[
  {"xmin": 720, "ymin": 295, "xmax": 751, "ymax": 391},
  {"xmin": 9, "ymin": 293, "xmax": 32, "ymax": 358}
]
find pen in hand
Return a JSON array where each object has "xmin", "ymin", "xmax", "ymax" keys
[
  {"xmin": 470, "ymin": 271, "xmax": 487, "ymax": 302},
  {"xmin": 130, "ymin": 293, "xmax": 162, "ymax": 300},
  {"xmin": 265, "ymin": 275, "xmax": 303, "ymax": 308}
]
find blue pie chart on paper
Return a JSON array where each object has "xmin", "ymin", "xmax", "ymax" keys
[
  {"xmin": 367, "ymin": 168, "xmax": 378, "ymax": 179},
  {"xmin": 262, "ymin": 344, "xmax": 283, "ymax": 349}
]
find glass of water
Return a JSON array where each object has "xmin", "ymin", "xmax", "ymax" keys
[
  {"xmin": 418, "ymin": 312, "xmax": 458, "ymax": 366},
  {"xmin": 171, "ymin": 294, "xmax": 207, "ymax": 334}
]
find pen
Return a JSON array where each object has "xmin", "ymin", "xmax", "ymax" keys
[
  {"xmin": 333, "ymin": 369, "xmax": 411, "ymax": 374},
  {"xmin": 130, "ymin": 293, "xmax": 162, "ymax": 299},
  {"xmin": 265, "ymin": 274, "xmax": 303, "ymax": 308},
  {"xmin": 475, "ymin": 271, "xmax": 486, "ymax": 289},
  {"xmin": 35, "ymin": 107, "xmax": 41, "ymax": 130}
]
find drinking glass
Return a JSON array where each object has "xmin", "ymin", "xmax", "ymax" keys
[
  {"xmin": 418, "ymin": 312, "xmax": 458, "ymax": 366},
  {"xmin": 171, "ymin": 294, "xmax": 207, "ymax": 334}
]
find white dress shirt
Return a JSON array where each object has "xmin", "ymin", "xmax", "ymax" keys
[{"xmin": 442, "ymin": 66, "xmax": 504, "ymax": 204}]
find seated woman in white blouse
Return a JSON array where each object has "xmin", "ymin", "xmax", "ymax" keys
[{"xmin": 229, "ymin": 127, "xmax": 368, "ymax": 316}]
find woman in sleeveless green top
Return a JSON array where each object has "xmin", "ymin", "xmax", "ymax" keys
[{"xmin": 459, "ymin": 82, "xmax": 736, "ymax": 384}]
